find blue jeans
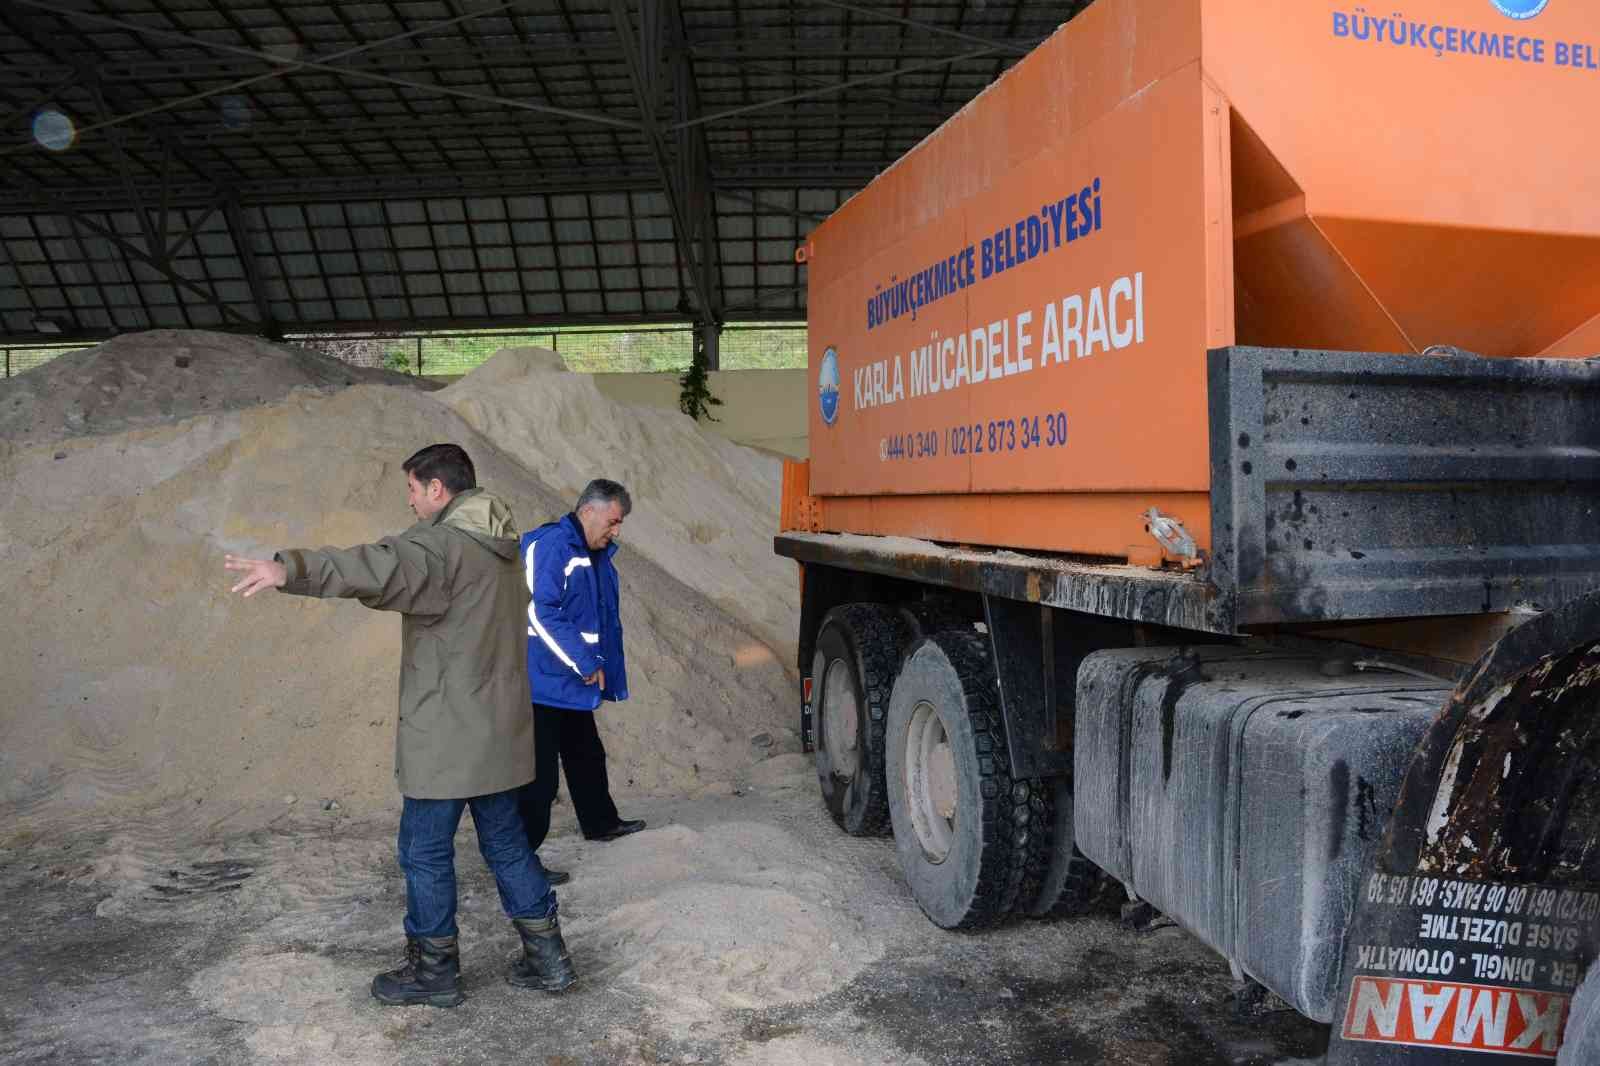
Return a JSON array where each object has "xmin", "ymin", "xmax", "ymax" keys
[{"xmin": 398, "ymin": 788, "xmax": 556, "ymax": 939}]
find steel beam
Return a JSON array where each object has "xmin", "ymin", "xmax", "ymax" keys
[
  {"xmin": 88, "ymin": 78, "xmax": 163, "ymax": 260},
  {"xmin": 640, "ymin": 0, "xmax": 664, "ymax": 104},
  {"xmin": 60, "ymin": 209, "xmax": 253, "ymax": 327},
  {"xmin": 0, "ymin": 223, "xmax": 44, "ymax": 323},
  {"xmin": 70, "ymin": 83, "xmax": 228, "ymax": 271},
  {"xmin": 1, "ymin": 16, "xmax": 482, "ymax": 151},
  {"xmin": 668, "ymin": 46, "xmax": 995, "ymax": 131},
  {"xmin": 223, "ymin": 196, "xmax": 278, "ymax": 337},
  {"xmin": 0, "ymin": 307, "xmax": 802, "ymax": 343},
  {"xmin": 667, "ymin": 0, "xmax": 725, "ymax": 343},
  {"xmin": 719, "ymin": 284, "xmax": 810, "ymax": 315},
  {"xmin": 607, "ymin": 0, "xmax": 715, "ymax": 325},
  {"xmin": 806, "ymin": 0, "xmax": 1034, "ymax": 56},
  {"xmin": 5, "ymin": 165, "xmax": 877, "ymax": 210},
  {"xmin": 689, "ymin": 35, "xmax": 1047, "ymax": 60},
  {"xmin": 691, "ymin": 54, "xmax": 950, "ymax": 119},
  {"xmin": 28, "ymin": 108, "xmax": 930, "ymax": 157},
  {"xmin": 57, "ymin": 210, "xmax": 122, "ymax": 331},
  {"xmin": 714, "ymin": 190, "xmax": 832, "ymax": 226},
  {"xmin": 3, "ymin": 0, "xmax": 637, "ymax": 147},
  {"xmin": 0, "ymin": 36, "xmax": 1052, "ymax": 90},
  {"xmin": 37, "ymin": 42, "xmax": 629, "ymax": 83},
  {"xmin": 0, "ymin": 66, "xmax": 78, "ymax": 127},
  {"xmin": 161, "ymin": 196, "xmax": 227, "ymax": 261}
]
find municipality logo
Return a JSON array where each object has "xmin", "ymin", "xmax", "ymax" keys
[
  {"xmin": 1492, "ymin": 0, "xmax": 1549, "ymax": 19},
  {"xmin": 818, "ymin": 346, "xmax": 841, "ymax": 426}
]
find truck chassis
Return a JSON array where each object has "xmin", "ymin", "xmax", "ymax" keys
[{"xmin": 777, "ymin": 346, "xmax": 1600, "ymax": 1063}]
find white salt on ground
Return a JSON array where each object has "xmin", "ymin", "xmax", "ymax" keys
[{"xmin": 570, "ymin": 822, "xmax": 879, "ymax": 1017}]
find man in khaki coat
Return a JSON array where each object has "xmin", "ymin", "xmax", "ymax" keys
[{"xmin": 225, "ymin": 443, "xmax": 576, "ymax": 1007}]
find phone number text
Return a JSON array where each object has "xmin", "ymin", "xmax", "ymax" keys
[{"xmin": 879, "ymin": 412, "xmax": 1068, "ymax": 461}]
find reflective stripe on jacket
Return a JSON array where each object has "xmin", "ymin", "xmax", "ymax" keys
[{"xmin": 522, "ymin": 513, "xmax": 629, "ymax": 711}]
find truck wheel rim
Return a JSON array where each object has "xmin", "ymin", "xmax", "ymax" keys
[
  {"xmin": 906, "ymin": 699, "xmax": 957, "ymax": 862},
  {"xmin": 822, "ymin": 657, "xmax": 859, "ymax": 778}
]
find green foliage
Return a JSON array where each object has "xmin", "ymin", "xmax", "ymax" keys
[
  {"xmin": 375, "ymin": 324, "xmax": 806, "ymax": 377},
  {"xmin": 719, "ymin": 326, "xmax": 809, "ymax": 370},
  {"xmin": 678, "ymin": 343, "xmax": 723, "ymax": 422}
]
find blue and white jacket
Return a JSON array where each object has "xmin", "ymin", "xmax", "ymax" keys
[{"xmin": 522, "ymin": 513, "xmax": 629, "ymax": 711}]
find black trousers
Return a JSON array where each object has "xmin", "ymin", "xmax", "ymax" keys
[{"xmin": 516, "ymin": 702, "xmax": 622, "ymax": 851}]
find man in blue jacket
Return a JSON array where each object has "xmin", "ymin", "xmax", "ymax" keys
[{"xmin": 518, "ymin": 479, "xmax": 647, "ymax": 871}]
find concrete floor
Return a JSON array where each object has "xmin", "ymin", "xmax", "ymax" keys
[{"xmin": 0, "ymin": 780, "xmax": 1328, "ymax": 1066}]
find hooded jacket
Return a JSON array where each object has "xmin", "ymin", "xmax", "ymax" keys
[
  {"xmin": 275, "ymin": 488, "xmax": 534, "ymax": 799},
  {"xmin": 522, "ymin": 513, "xmax": 630, "ymax": 711}
]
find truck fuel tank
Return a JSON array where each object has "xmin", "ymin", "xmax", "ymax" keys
[{"xmin": 1072, "ymin": 642, "xmax": 1452, "ymax": 1022}]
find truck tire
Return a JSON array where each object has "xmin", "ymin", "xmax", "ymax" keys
[
  {"xmin": 1010, "ymin": 773, "xmax": 1054, "ymax": 917},
  {"xmin": 1023, "ymin": 777, "xmax": 1111, "ymax": 918},
  {"xmin": 885, "ymin": 630, "xmax": 1033, "ymax": 929},
  {"xmin": 1558, "ymin": 963, "xmax": 1600, "ymax": 1064},
  {"xmin": 895, "ymin": 599, "xmax": 973, "ymax": 653},
  {"xmin": 810, "ymin": 604, "xmax": 900, "ymax": 837}
]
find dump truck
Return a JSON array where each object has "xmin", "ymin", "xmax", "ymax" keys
[{"xmin": 774, "ymin": 0, "xmax": 1600, "ymax": 1060}]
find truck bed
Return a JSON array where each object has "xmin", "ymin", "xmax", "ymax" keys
[{"xmin": 775, "ymin": 529, "xmax": 1225, "ymax": 633}]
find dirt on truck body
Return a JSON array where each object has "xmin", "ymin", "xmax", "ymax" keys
[{"xmin": 775, "ymin": 0, "xmax": 1600, "ymax": 1062}]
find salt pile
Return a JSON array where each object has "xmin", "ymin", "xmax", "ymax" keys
[
  {"xmin": 0, "ymin": 332, "xmax": 797, "ymax": 830},
  {"xmin": 567, "ymin": 818, "xmax": 882, "ymax": 1022},
  {"xmin": 0, "ymin": 328, "xmax": 434, "ymax": 448},
  {"xmin": 440, "ymin": 347, "xmax": 799, "ymax": 655}
]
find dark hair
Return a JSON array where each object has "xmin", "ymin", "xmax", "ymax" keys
[
  {"xmin": 403, "ymin": 443, "xmax": 476, "ymax": 494},
  {"xmin": 576, "ymin": 478, "xmax": 631, "ymax": 517}
]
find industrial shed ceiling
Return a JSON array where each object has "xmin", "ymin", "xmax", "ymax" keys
[{"xmin": 0, "ymin": 0, "xmax": 1087, "ymax": 345}]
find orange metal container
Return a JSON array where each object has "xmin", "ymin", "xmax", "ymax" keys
[{"xmin": 797, "ymin": 0, "xmax": 1600, "ymax": 561}]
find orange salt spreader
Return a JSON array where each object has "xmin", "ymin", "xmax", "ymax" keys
[
  {"xmin": 784, "ymin": 0, "xmax": 1600, "ymax": 584},
  {"xmin": 774, "ymin": 2, "xmax": 1600, "ymax": 1062}
]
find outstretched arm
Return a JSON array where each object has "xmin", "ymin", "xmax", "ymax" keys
[
  {"xmin": 224, "ymin": 537, "xmax": 450, "ymax": 616},
  {"xmin": 225, "ymin": 554, "xmax": 286, "ymax": 597}
]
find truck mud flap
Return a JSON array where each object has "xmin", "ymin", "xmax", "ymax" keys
[
  {"xmin": 800, "ymin": 673, "xmax": 815, "ymax": 754},
  {"xmin": 1328, "ymin": 592, "xmax": 1600, "ymax": 1063}
]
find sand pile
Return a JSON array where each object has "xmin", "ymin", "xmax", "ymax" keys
[
  {"xmin": 440, "ymin": 347, "xmax": 798, "ymax": 655},
  {"xmin": 136, "ymin": 783, "xmax": 888, "ymax": 1062},
  {"xmin": 0, "ymin": 329, "xmax": 435, "ymax": 449},
  {"xmin": 566, "ymin": 817, "xmax": 882, "ymax": 1025},
  {"xmin": 162, "ymin": 803, "xmax": 883, "ymax": 1059},
  {"xmin": 576, "ymin": 819, "xmax": 876, "ymax": 1011},
  {"xmin": 0, "ymin": 338, "xmax": 798, "ymax": 830}
]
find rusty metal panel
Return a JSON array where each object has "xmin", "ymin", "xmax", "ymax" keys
[
  {"xmin": 774, "ymin": 531, "xmax": 1231, "ymax": 634},
  {"xmin": 1327, "ymin": 591, "xmax": 1600, "ymax": 1063},
  {"xmin": 1209, "ymin": 347, "xmax": 1600, "ymax": 627}
]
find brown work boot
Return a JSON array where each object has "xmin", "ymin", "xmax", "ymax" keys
[
  {"xmin": 506, "ymin": 915, "xmax": 577, "ymax": 993},
  {"xmin": 371, "ymin": 935, "xmax": 465, "ymax": 1007}
]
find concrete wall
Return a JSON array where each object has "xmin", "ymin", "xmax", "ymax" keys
[{"xmin": 591, "ymin": 369, "xmax": 807, "ymax": 458}]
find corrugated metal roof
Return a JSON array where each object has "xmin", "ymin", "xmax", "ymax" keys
[{"xmin": 0, "ymin": 0, "xmax": 1089, "ymax": 343}]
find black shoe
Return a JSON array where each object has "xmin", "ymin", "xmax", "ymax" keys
[
  {"xmin": 584, "ymin": 818, "xmax": 646, "ymax": 842},
  {"xmin": 545, "ymin": 868, "xmax": 571, "ymax": 886},
  {"xmin": 371, "ymin": 936, "xmax": 465, "ymax": 1007},
  {"xmin": 507, "ymin": 915, "xmax": 578, "ymax": 993}
]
